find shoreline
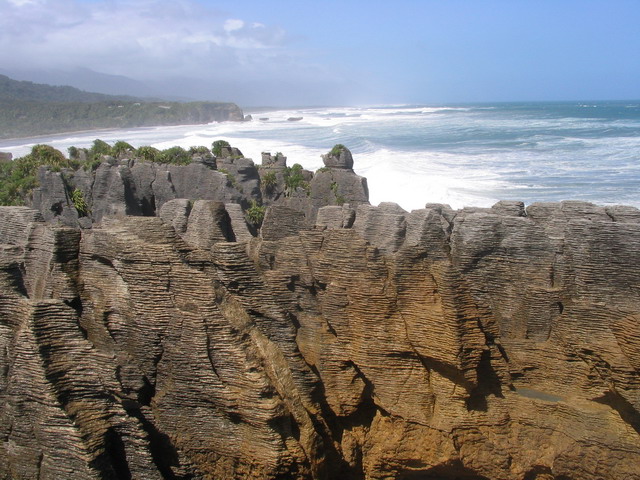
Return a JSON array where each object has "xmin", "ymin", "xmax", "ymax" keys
[{"xmin": 2, "ymin": 102, "xmax": 638, "ymax": 211}]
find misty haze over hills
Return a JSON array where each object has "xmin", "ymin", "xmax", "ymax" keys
[
  {"xmin": 0, "ymin": 67, "xmax": 351, "ymax": 107},
  {"xmin": 0, "ymin": 67, "xmax": 157, "ymax": 100}
]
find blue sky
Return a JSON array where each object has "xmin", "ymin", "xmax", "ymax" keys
[{"xmin": 1, "ymin": 0, "xmax": 639, "ymax": 105}]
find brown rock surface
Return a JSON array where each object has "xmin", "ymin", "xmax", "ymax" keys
[{"xmin": 0, "ymin": 201, "xmax": 639, "ymax": 479}]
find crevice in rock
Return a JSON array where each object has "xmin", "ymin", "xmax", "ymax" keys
[
  {"xmin": 140, "ymin": 194, "xmax": 156, "ymax": 217},
  {"xmin": 524, "ymin": 465, "xmax": 553, "ymax": 480},
  {"xmin": 125, "ymin": 407, "xmax": 186, "ymax": 480},
  {"xmin": 399, "ymin": 459, "xmax": 489, "ymax": 480},
  {"xmin": 466, "ymin": 349, "xmax": 504, "ymax": 412},
  {"xmin": 138, "ymin": 375, "xmax": 156, "ymax": 407},
  {"xmin": 5, "ymin": 262, "xmax": 28, "ymax": 297},
  {"xmin": 415, "ymin": 354, "xmax": 474, "ymax": 394},
  {"xmin": 90, "ymin": 426, "xmax": 132, "ymax": 480},
  {"xmin": 63, "ymin": 296, "xmax": 83, "ymax": 316},
  {"xmin": 592, "ymin": 390, "xmax": 640, "ymax": 434}
]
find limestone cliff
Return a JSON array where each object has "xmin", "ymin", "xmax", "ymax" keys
[{"xmin": 1, "ymin": 148, "xmax": 639, "ymax": 479}]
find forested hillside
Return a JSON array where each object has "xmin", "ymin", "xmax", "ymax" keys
[
  {"xmin": 0, "ymin": 74, "xmax": 135, "ymax": 103},
  {"xmin": 0, "ymin": 74, "xmax": 244, "ymax": 139}
]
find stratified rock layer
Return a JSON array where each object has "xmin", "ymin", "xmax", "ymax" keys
[{"xmin": 1, "ymin": 200, "xmax": 639, "ymax": 480}]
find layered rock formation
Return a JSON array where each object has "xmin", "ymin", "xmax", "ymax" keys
[
  {"xmin": 1, "ymin": 149, "xmax": 639, "ymax": 479},
  {"xmin": 30, "ymin": 145, "xmax": 369, "ymax": 229}
]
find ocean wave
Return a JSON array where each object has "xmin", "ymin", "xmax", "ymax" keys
[{"xmin": 2, "ymin": 102, "xmax": 638, "ymax": 210}]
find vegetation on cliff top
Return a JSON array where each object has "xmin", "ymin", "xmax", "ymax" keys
[
  {"xmin": 0, "ymin": 144, "xmax": 76, "ymax": 205},
  {"xmin": 283, "ymin": 163, "xmax": 310, "ymax": 197},
  {"xmin": 0, "ymin": 139, "xmax": 217, "ymax": 206},
  {"xmin": 330, "ymin": 144, "xmax": 347, "ymax": 157}
]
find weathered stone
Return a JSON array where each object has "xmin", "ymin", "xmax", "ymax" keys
[
  {"xmin": 321, "ymin": 145, "xmax": 354, "ymax": 169},
  {"xmin": 90, "ymin": 163, "xmax": 133, "ymax": 222},
  {"xmin": 1, "ymin": 203, "xmax": 639, "ymax": 479},
  {"xmin": 224, "ymin": 202, "xmax": 254, "ymax": 242},
  {"xmin": 309, "ymin": 168, "xmax": 369, "ymax": 212},
  {"xmin": 260, "ymin": 205, "xmax": 306, "ymax": 241},
  {"xmin": 315, "ymin": 205, "xmax": 356, "ymax": 229},
  {"xmin": 183, "ymin": 200, "xmax": 233, "ymax": 249},
  {"xmin": 605, "ymin": 204, "xmax": 640, "ymax": 223},
  {"xmin": 5, "ymin": 137, "xmax": 640, "ymax": 480},
  {"xmin": 159, "ymin": 198, "xmax": 191, "ymax": 234},
  {"xmin": 491, "ymin": 200, "xmax": 526, "ymax": 217},
  {"xmin": 353, "ymin": 203, "xmax": 407, "ymax": 254},
  {"xmin": 261, "ymin": 152, "xmax": 287, "ymax": 168},
  {"xmin": 215, "ymin": 157, "xmax": 261, "ymax": 201}
]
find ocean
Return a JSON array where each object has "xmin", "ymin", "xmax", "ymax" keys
[{"xmin": 2, "ymin": 101, "xmax": 639, "ymax": 211}]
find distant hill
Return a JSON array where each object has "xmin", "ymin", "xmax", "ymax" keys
[
  {"xmin": 0, "ymin": 67, "xmax": 157, "ymax": 98},
  {"xmin": 0, "ymin": 75, "xmax": 245, "ymax": 140},
  {"xmin": 0, "ymin": 74, "xmax": 138, "ymax": 103}
]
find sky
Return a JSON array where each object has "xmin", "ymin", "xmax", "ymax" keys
[{"xmin": 1, "ymin": 0, "xmax": 639, "ymax": 106}]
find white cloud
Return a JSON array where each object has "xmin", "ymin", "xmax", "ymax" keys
[
  {"xmin": 0, "ymin": 0, "xmax": 357, "ymax": 104},
  {"xmin": 6, "ymin": 0, "xmax": 39, "ymax": 6},
  {"xmin": 223, "ymin": 19, "xmax": 244, "ymax": 33},
  {"xmin": 0, "ymin": 0, "xmax": 290, "ymax": 79}
]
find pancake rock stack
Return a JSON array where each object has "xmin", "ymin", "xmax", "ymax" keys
[{"xmin": 0, "ymin": 146, "xmax": 639, "ymax": 479}]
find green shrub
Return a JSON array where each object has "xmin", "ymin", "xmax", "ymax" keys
[
  {"xmin": 330, "ymin": 144, "xmax": 346, "ymax": 157},
  {"xmin": 159, "ymin": 146, "xmax": 191, "ymax": 165},
  {"xmin": 136, "ymin": 146, "xmax": 161, "ymax": 162},
  {"xmin": 212, "ymin": 139, "xmax": 230, "ymax": 157},
  {"xmin": 261, "ymin": 171, "xmax": 277, "ymax": 191},
  {"xmin": 31, "ymin": 144, "xmax": 67, "ymax": 169},
  {"xmin": 113, "ymin": 141, "xmax": 134, "ymax": 157},
  {"xmin": 283, "ymin": 163, "xmax": 309, "ymax": 196},
  {"xmin": 0, "ymin": 144, "xmax": 70, "ymax": 205},
  {"xmin": 189, "ymin": 146, "xmax": 210, "ymax": 155},
  {"xmin": 89, "ymin": 139, "xmax": 112, "ymax": 159},
  {"xmin": 245, "ymin": 200, "xmax": 266, "ymax": 225},
  {"xmin": 0, "ymin": 161, "xmax": 32, "ymax": 205},
  {"xmin": 70, "ymin": 188, "xmax": 89, "ymax": 216}
]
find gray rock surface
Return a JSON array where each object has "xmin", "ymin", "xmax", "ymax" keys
[
  {"xmin": 353, "ymin": 202, "xmax": 408, "ymax": 254},
  {"xmin": 158, "ymin": 198, "xmax": 191, "ymax": 234},
  {"xmin": 260, "ymin": 205, "xmax": 307, "ymax": 241},
  {"xmin": 321, "ymin": 145, "xmax": 354, "ymax": 169},
  {"xmin": 315, "ymin": 205, "xmax": 356, "ymax": 229},
  {"xmin": 183, "ymin": 200, "xmax": 233, "ymax": 249},
  {"xmin": 27, "ymin": 145, "xmax": 371, "ymax": 232}
]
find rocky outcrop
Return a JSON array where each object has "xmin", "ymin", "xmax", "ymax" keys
[
  {"xmin": 321, "ymin": 144, "xmax": 354, "ymax": 169},
  {"xmin": 258, "ymin": 147, "xmax": 368, "ymax": 224},
  {"xmin": 1, "ymin": 199, "xmax": 639, "ymax": 480},
  {"xmin": 29, "ymin": 145, "xmax": 370, "ymax": 229}
]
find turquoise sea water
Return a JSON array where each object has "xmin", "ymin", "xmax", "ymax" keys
[{"xmin": 2, "ymin": 101, "xmax": 639, "ymax": 210}]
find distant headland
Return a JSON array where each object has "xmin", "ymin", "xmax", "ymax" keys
[{"xmin": 0, "ymin": 74, "xmax": 246, "ymax": 140}]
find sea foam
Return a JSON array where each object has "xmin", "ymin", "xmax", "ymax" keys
[{"xmin": 2, "ymin": 102, "xmax": 639, "ymax": 210}]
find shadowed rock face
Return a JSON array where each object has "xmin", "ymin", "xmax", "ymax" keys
[{"xmin": 1, "ymin": 199, "xmax": 639, "ymax": 480}]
